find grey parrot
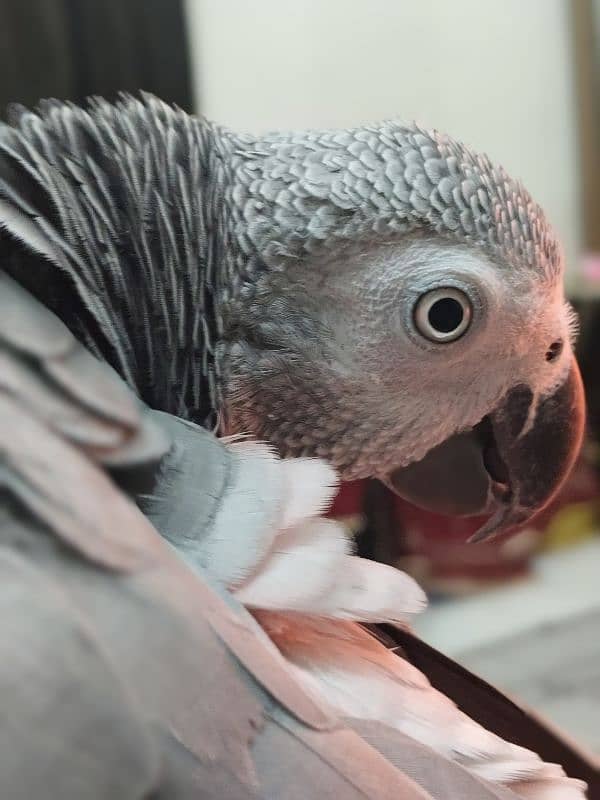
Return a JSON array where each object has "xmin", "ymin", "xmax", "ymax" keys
[{"xmin": 0, "ymin": 94, "xmax": 592, "ymax": 799}]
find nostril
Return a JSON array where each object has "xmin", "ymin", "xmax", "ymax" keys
[{"xmin": 545, "ymin": 340, "xmax": 563, "ymax": 362}]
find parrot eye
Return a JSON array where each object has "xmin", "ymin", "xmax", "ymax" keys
[{"xmin": 413, "ymin": 288, "xmax": 472, "ymax": 343}]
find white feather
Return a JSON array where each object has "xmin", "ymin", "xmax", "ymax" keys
[
  {"xmin": 321, "ymin": 556, "xmax": 427, "ymax": 621},
  {"xmin": 235, "ymin": 519, "xmax": 426, "ymax": 619},
  {"xmin": 227, "ymin": 444, "xmax": 339, "ymax": 527},
  {"xmin": 196, "ymin": 447, "xmax": 341, "ymax": 593},
  {"xmin": 254, "ymin": 612, "xmax": 587, "ymax": 800},
  {"xmin": 234, "ymin": 519, "xmax": 350, "ymax": 609},
  {"xmin": 278, "ymin": 457, "xmax": 339, "ymax": 528}
]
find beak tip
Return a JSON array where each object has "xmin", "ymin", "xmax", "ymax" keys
[{"xmin": 469, "ymin": 360, "xmax": 585, "ymax": 543}]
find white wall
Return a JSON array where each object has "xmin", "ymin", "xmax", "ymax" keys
[{"xmin": 185, "ymin": 0, "xmax": 582, "ymax": 285}]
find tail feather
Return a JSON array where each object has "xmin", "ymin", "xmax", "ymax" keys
[{"xmin": 255, "ymin": 612, "xmax": 587, "ymax": 800}]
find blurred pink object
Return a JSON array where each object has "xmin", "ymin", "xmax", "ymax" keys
[{"xmin": 582, "ymin": 253, "xmax": 600, "ymax": 281}]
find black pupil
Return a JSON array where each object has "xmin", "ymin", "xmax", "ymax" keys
[{"xmin": 428, "ymin": 297, "xmax": 464, "ymax": 333}]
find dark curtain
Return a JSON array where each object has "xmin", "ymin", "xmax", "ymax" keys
[{"xmin": 0, "ymin": 0, "xmax": 194, "ymax": 115}]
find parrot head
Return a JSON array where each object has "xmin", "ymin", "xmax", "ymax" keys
[
  {"xmin": 0, "ymin": 97, "xmax": 581, "ymax": 543},
  {"xmin": 222, "ymin": 121, "xmax": 585, "ymax": 541}
]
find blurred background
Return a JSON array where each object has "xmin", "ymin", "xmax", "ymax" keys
[{"xmin": 1, "ymin": 0, "xmax": 598, "ymax": 754}]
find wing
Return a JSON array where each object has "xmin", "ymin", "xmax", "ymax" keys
[
  {"xmin": 0, "ymin": 547, "xmax": 160, "ymax": 800},
  {"xmin": 0, "ymin": 270, "xmax": 440, "ymax": 799}
]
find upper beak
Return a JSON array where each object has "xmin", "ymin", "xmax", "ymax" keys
[{"xmin": 386, "ymin": 360, "xmax": 585, "ymax": 542}]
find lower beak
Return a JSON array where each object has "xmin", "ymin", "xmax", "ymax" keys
[{"xmin": 386, "ymin": 360, "xmax": 585, "ymax": 542}]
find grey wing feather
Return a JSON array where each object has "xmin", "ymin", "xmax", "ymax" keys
[
  {"xmin": 139, "ymin": 411, "xmax": 295, "ymax": 588},
  {"xmin": 347, "ymin": 719, "xmax": 520, "ymax": 800},
  {"xmin": 253, "ymin": 707, "xmax": 433, "ymax": 800},
  {"xmin": 0, "ymin": 270, "xmax": 168, "ymax": 466},
  {"xmin": 0, "ymin": 549, "xmax": 159, "ymax": 800},
  {"xmin": 0, "ymin": 274, "xmax": 436, "ymax": 798},
  {"xmin": 151, "ymin": 732, "xmax": 259, "ymax": 800}
]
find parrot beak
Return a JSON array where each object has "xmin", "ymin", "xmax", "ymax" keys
[{"xmin": 386, "ymin": 360, "xmax": 585, "ymax": 542}]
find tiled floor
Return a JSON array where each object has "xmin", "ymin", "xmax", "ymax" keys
[{"xmin": 413, "ymin": 539, "xmax": 600, "ymax": 752}]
